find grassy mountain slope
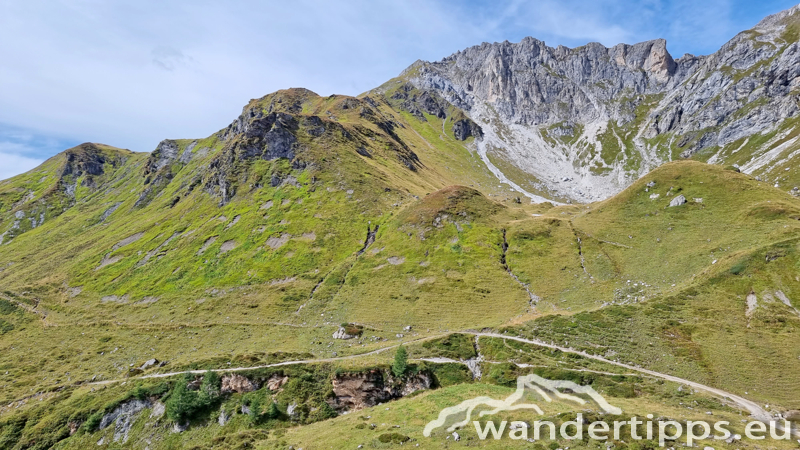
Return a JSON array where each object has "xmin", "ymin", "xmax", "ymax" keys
[{"xmin": 1, "ymin": 89, "xmax": 800, "ymax": 448}]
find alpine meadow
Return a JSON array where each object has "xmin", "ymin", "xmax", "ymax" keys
[{"xmin": 2, "ymin": 4, "xmax": 800, "ymax": 450}]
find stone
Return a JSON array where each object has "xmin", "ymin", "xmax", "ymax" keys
[
  {"xmin": 139, "ymin": 358, "xmax": 159, "ymax": 371},
  {"xmin": 669, "ymin": 194, "xmax": 687, "ymax": 207},
  {"xmin": 387, "ymin": 256, "xmax": 405, "ymax": 265},
  {"xmin": 510, "ymin": 421, "xmax": 531, "ymax": 430},
  {"xmin": 221, "ymin": 374, "xmax": 256, "ymax": 394},
  {"xmin": 333, "ymin": 327, "xmax": 357, "ymax": 340},
  {"xmin": 218, "ymin": 409, "xmax": 231, "ymax": 426},
  {"xmin": 267, "ymin": 374, "xmax": 289, "ymax": 391},
  {"xmin": 150, "ymin": 401, "xmax": 165, "ymax": 419}
]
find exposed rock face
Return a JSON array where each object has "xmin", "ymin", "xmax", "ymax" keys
[
  {"xmin": 328, "ymin": 370, "xmax": 432, "ymax": 412},
  {"xmin": 396, "ymin": 5, "xmax": 800, "ymax": 202},
  {"xmin": 220, "ymin": 374, "xmax": 257, "ymax": 394},
  {"xmin": 267, "ymin": 374, "xmax": 289, "ymax": 391},
  {"xmin": 61, "ymin": 143, "xmax": 111, "ymax": 179},
  {"xmin": 144, "ymin": 140, "xmax": 180, "ymax": 175},
  {"xmin": 452, "ymin": 118, "xmax": 483, "ymax": 141},
  {"xmin": 98, "ymin": 399, "xmax": 152, "ymax": 444}
]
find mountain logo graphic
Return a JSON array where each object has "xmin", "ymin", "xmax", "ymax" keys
[{"xmin": 423, "ymin": 374, "xmax": 623, "ymax": 437}]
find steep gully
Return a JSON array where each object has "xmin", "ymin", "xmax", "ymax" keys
[{"xmin": 500, "ymin": 229, "xmax": 540, "ymax": 306}]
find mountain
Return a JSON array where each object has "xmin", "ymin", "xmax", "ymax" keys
[
  {"xmin": 394, "ymin": 5, "xmax": 800, "ymax": 203},
  {"xmin": 1, "ymin": 6, "xmax": 800, "ymax": 450}
]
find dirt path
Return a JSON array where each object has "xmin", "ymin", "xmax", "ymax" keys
[
  {"xmin": 469, "ymin": 332, "xmax": 799, "ymax": 438},
  {"xmin": 87, "ymin": 336, "xmax": 435, "ymax": 386},
  {"xmin": 22, "ymin": 328, "xmax": 798, "ymax": 437}
]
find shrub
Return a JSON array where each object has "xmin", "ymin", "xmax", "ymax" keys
[
  {"xmin": 392, "ymin": 346, "xmax": 408, "ymax": 378},
  {"xmin": 248, "ymin": 396, "xmax": 262, "ymax": 424},
  {"xmin": 165, "ymin": 371, "xmax": 220, "ymax": 424},
  {"xmin": 82, "ymin": 411, "xmax": 104, "ymax": 432},
  {"xmin": 378, "ymin": 432, "xmax": 410, "ymax": 444}
]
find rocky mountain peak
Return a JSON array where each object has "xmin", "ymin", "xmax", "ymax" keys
[
  {"xmin": 753, "ymin": 3, "xmax": 800, "ymax": 32},
  {"xmin": 609, "ymin": 38, "xmax": 676, "ymax": 82},
  {"xmin": 394, "ymin": 4, "xmax": 800, "ymax": 203}
]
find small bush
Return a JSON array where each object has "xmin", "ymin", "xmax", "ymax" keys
[
  {"xmin": 378, "ymin": 432, "xmax": 410, "ymax": 444},
  {"xmin": 82, "ymin": 410, "xmax": 104, "ymax": 432}
]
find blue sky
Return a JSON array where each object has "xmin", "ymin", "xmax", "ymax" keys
[{"xmin": 0, "ymin": 0, "xmax": 797, "ymax": 180}]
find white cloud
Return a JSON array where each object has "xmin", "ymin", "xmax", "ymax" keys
[
  {"xmin": 0, "ymin": 0, "xmax": 795, "ymax": 184},
  {"xmin": 0, "ymin": 153, "xmax": 45, "ymax": 181}
]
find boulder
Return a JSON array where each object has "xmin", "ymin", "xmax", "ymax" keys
[
  {"xmin": 267, "ymin": 374, "xmax": 289, "ymax": 391},
  {"xmin": 138, "ymin": 358, "xmax": 159, "ymax": 371},
  {"xmin": 333, "ymin": 327, "xmax": 357, "ymax": 340},
  {"xmin": 669, "ymin": 194, "xmax": 687, "ymax": 207}
]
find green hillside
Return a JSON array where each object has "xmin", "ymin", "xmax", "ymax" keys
[{"xmin": 0, "ymin": 88, "xmax": 799, "ymax": 449}]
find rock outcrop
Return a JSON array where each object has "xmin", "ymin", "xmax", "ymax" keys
[
  {"xmin": 98, "ymin": 399, "xmax": 152, "ymax": 444},
  {"xmin": 220, "ymin": 374, "xmax": 257, "ymax": 394},
  {"xmin": 328, "ymin": 369, "xmax": 432, "ymax": 412},
  {"xmin": 392, "ymin": 5, "xmax": 800, "ymax": 203}
]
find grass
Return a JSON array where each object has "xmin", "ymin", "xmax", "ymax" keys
[{"xmin": 1, "ymin": 79, "xmax": 800, "ymax": 448}]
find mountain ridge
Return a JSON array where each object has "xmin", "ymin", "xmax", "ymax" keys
[
  {"xmin": 392, "ymin": 3, "xmax": 800, "ymax": 203},
  {"xmin": 1, "ymin": 6, "xmax": 800, "ymax": 449}
]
